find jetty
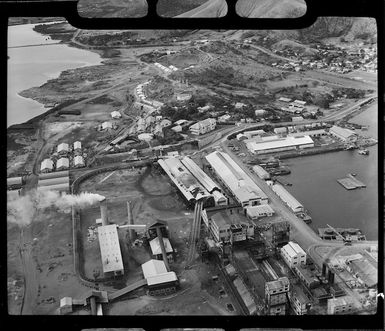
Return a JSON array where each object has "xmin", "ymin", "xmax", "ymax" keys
[{"xmin": 337, "ymin": 174, "xmax": 366, "ymax": 190}]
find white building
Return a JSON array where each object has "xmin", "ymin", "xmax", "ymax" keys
[
  {"xmin": 40, "ymin": 159, "xmax": 54, "ymax": 173},
  {"xmin": 218, "ymin": 114, "xmax": 231, "ymax": 122},
  {"xmin": 74, "ymin": 155, "xmax": 85, "ymax": 168},
  {"xmin": 189, "ymin": 118, "xmax": 216, "ymax": 135},
  {"xmin": 244, "ymin": 130, "xmax": 266, "ymax": 139},
  {"xmin": 73, "ymin": 141, "xmax": 82, "ymax": 152},
  {"xmin": 246, "ymin": 205, "xmax": 275, "ymax": 221},
  {"xmin": 56, "ymin": 157, "xmax": 70, "ymax": 171},
  {"xmin": 289, "ymin": 129, "xmax": 326, "ymax": 138},
  {"xmin": 160, "ymin": 119, "xmax": 172, "ymax": 128},
  {"xmin": 281, "ymin": 241, "xmax": 306, "ymax": 268},
  {"xmin": 278, "ymin": 97, "xmax": 292, "ymax": 103},
  {"xmin": 98, "ymin": 224, "xmax": 124, "ymax": 276},
  {"xmin": 246, "ymin": 136, "xmax": 314, "ymax": 155},
  {"xmin": 102, "ymin": 121, "xmax": 113, "ymax": 130},
  {"xmin": 273, "ymin": 127, "xmax": 287, "ymax": 135},
  {"xmin": 235, "ymin": 102, "xmax": 246, "ymax": 109},
  {"xmin": 111, "ymin": 111, "xmax": 122, "ymax": 119},
  {"xmin": 205, "ymin": 151, "xmax": 268, "ymax": 207},
  {"xmin": 57, "ymin": 143, "xmax": 69, "ymax": 155},
  {"xmin": 174, "ymin": 119, "xmax": 188, "ymax": 126},
  {"xmin": 252, "ymin": 165, "xmax": 270, "ymax": 180},
  {"xmin": 271, "ymin": 184, "xmax": 304, "ymax": 213},
  {"xmin": 255, "ymin": 109, "xmax": 266, "ymax": 116},
  {"xmin": 292, "ymin": 116, "xmax": 304, "ymax": 122},
  {"xmin": 171, "ymin": 125, "xmax": 182, "ymax": 133},
  {"xmin": 329, "ymin": 125, "xmax": 358, "ymax": 142}
]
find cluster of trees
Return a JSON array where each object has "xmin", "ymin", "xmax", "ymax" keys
[{"xmin": 157, "ymin": 128, "xmax": 184, "ymax": 146}]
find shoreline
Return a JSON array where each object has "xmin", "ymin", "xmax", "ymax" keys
[{"xmin": 8, "ymin": 22, "xmax": 107, "ymax": 128}]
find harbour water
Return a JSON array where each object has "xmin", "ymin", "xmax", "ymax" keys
[
  {"xmin": 7, "ymin": 23, "xmax": 103, "ymax": 127},
  {"xmin": 284, "ymin": 103, "xmax": 378, "ymax": 240}
]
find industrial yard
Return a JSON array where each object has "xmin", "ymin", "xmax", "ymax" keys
[{"xmin": 7, "ymin": 16, "xmax": 379, "ymax": 317}]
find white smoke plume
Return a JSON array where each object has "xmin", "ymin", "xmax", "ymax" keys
[{"xmin": 7, "ymin": 190, "xmax": 105, "ymax": 227}]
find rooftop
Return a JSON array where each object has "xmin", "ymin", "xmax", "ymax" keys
[
  {"xmin": 246, "ymin": 135, "xmax": 314, "ymax": 153},
  {"xmin": 246, "ymin": 204, "xmax": 275, "ymax": 217},
  {"xmin": 141, "ymin": 259, "xmax": 167, "ymax": 278},
  {"xmin": 329, "ymin": 125, "xmax": 357, "ymax": 139},
  {"xmin": 149, "ymin": 237, "xmax": 173, "ymax": 255},
  {"xmin": 98, "ymin": 224, "xmax": 124, "ymax": 273}
]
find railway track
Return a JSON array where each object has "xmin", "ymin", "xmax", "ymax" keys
[{"xmin": 185, "ymin": 200, "xmax": 203, "ymax": 268}]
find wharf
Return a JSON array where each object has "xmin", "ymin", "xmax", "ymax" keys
[
  {"xmin": 337, "ymin": 174, "xmax": 366, "ymax": 190},
  {"xmin": 318, "ymin": 227, "xmax": 366, "ymax": 241}
]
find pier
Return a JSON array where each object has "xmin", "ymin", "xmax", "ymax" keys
[{"xmin": 337, "ymin": 174, "xmax": 366, "ymax": 190}]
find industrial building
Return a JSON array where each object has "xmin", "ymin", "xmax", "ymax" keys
[
  {"xmin": 346, "ymin": 257, "xmax": 377, "ymax": 288},
  {"xmin": 149, "ymin": 237, "xmax": 174, "ymax": 264},
  {"xmin": 271, "ymin": 184, "xmax": 304, "ymax": 213},
  {"xmin": 157, "ymin": 157, "xmax": 212, "ymax": 204},
  {"xmin": 101, "ymin": 121, "xmax": 113, "ymax": 130},
  {"xmin": 7, "ymin": 176, "xmax": 23, "ymax": 190},
  {"xmin": 293, "ymin": 264, "xmax": 320, "ymax": 289},
  {"xmin": 244, "ymin": 129, "xmax": 266, "ymax": 139},
  {"xmin": 233, "ymin": 277, "xmax": 257, "ymax": 315},
  {"xmin": 327, "ymin": 296, "xmax": 355, "ymax": 314},
  {"xmin": 252, "ymin": 165, "xmax": 271, "ymax": 180},
  {"xmin": 289, "ymin": 129, "xmax": 326, "ymax": 138},
  {"xmin": 98, "ymin": 224, "xmax": 124, "ymax": 277},
  {"xmin": 40, "ymin": 158, "xmax": 54, "ymax": 173},
  {"xmin": 265, "ymin": 277, "xmax": 290, "ymax": 315},
  {"xmin": 246, "ymin": 205, "xmax": 275, "ymax": 221},
  {"xmin": 205, "ymin": 151, "xmax": 268, "ymax": 207},
  {"xmin": 274, "ymin": 127, "xmax": 288, "ymax": 135},
  {"xmin": 37, "ymin": 170, "xmax": 70, "ymax": 193},
  {"xmin": 189, "ymin": 118, "xmax": 216, "ymax": 135},
  {"xmin": 281, "ymin": 241, "xmax": 307, "ymax": 268},
  {"xmin": 329, "ymin": 125, "xmax": 358, "ymax": 142},
  {"xmin": 56, "ymin": 157, "xmax": 70, "ymax": 171},
  {"xmin": 245, "ymin": 135, "xmax": 314, "ymax": 155},
  {"xmin": 289, "ymin": 285, "xmax": 311, "ymax": 315},
  {"xmin": 141, "ymin": 259, "xmax": 178, "ymax": 296}
]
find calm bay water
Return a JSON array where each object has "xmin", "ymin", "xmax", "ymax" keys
[
  {"xmin": 7, "ymin": 23, "xmax": 103, "ymax": 127},
  {"xmin": 284, "ymin": 103, "xmax": 378, "ymax": 240}
]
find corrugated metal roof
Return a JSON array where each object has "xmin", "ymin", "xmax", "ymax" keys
[
  {"xmin": 57, "ymin": 158, "xmax": 69, "ymax": 169},
  {"xmin": 73, "ymin": 141, "xmax": 82, "ymax": 150},
  {"xmin": 41, "ymin": 159, "xmax": 53, "ymax": 171},
  {"xmin": 181, "ymin": 156, "xmax": 219, "ymax": 193},
  {"xmin": 141, "ymin": 259, "xmax": 167, "ymax": 278},
  {"xmin": 329, "ymin": 125, "xmax": 357, "ymax": 139},
  {"xmin": 272, "ymin": 184, "xmax": 303, "ymax": 213},
  {"xmin": 246, "ymin": 205, "xmax": 274, "ymax": 217},
  {"xmin": 246, "ymin": 136, "xmax": 314, "ymax": 153},
  {"xmin": 149, "ymin": 237, "xmax": 173, "ymax": 255},
  {"xmin": 146, "ymin": 271, "xmax": 178, "ymax": 286},
  {"xmin": 74, "ymin": 155, "xmax": 84, "ymax": 166},
  {"xmin": 57, "ymin": 143, "xmax": 69, "ymax": 153},
  {"xmin": 98, "ymin": 224, "xmax": 124, "ymax": 274}
]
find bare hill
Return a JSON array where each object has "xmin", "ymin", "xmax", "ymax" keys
[
  {"xmin": 157, "ymin": 0, "xmax": 209, "ymax": 17},
  {"xmin": 77, "ymin": 0, "xmax": 148, "ymax": 18},
  {"xmin": 235, "ymin": 0, "xmax": 307, "ymax": 18}
]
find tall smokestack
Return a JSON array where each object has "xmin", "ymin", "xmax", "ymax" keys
[
  {"xmin": 100, "ymin": 198, "xmax": 108, "ymax": 226},
  {"xmin": 127, "ymin": 201, "xmax": 136, "ymax": 241}
]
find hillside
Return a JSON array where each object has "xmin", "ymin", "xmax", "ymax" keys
[
  {"xmin": 157, "ymin": 0, "xmax": 209, "ymax": 17},
  {"xmin": 77, "ymin": 0, "xmax": 148, "ymax": 18},
  {"xmin": 236, "ymin": 0, "xmax": 306, "ymax": 18}
]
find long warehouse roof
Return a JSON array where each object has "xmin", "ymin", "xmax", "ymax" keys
[
  {"xmin": 246, "ymin": 136, "xmax": 314, "ymax": 152},
  {"xmin": 205, "ymin": 151, "xmax": 267, "ymax": 202},
  {"xmin": 272, "ymin": 184, "xmax": 303, "ymax": 213},
  {"xmin": 181, "ymin": 156, "xmax": 220, "ymax": 193},
  {"xmin": 98, "ymin": 224, "xmax": 124, "ymax": 274}
]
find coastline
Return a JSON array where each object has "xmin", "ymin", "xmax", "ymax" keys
[{"xmin": 8, "ymin": 22, "xmax": 107, "ymax": 128}]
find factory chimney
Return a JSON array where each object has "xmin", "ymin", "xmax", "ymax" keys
[
  {"xmin": 100, "ymin": 198, "xmax": 108, "ymax": 226},
  {"xmin": 127, "ymin": 201, "xmax": 137, "ymax": 241}
]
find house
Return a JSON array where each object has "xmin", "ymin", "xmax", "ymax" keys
[
  {"xmin": 278, "ymin": 97, "xmax": 292, "ymax": 103},
  {"xmin": 160, "ymin": 119, "xmax": 172, "ymax": 128},
  {"xmin": 153, "ymin": 124, "xmax": 164, "ymax": 137},
  {"xmin": 74, "ymin": 155, "xmax": 85, "ymax": 168},
  {"xmin": 56, "ymin": 157, "xmax": 70, "ymax": 171},
  {"xmin": 171, "ymin": 125, "xmax": 182, "ymax": 133},
  {"xmin": 273, "ymin": 127, "xmax": 288, "ymax": 135},
  {"xmin": 73, "ymin": 141, "xmax": 82, "ymax": 152},
  {"xmin": 174, "ymin": 119, "xmax": 188, "ymax": 126},
  {"xmin": 255, "ymin": 109, "xmax": 266, "ymax": 116},
  {"xmin": 110, "ymin": 111, "xmax": 122, "ymax": 119},
  {"xmin": 57, "ymin": 143, "xmax": 69, "ymax": 155},
  {"xmin": 197, "ymin": 105, "xmax": 211, "ymax": 113},
  {"xmin": 40, "ymin": 159, "xmax": 54, "ymax": 173},
  {"xmin": 235, "ymin": 102, "xmax": 247, "ymax": 109},
  {"xmin": 101, "ymin": 121, "xmax": 113, "ymax": 130},
  {"xmin": 189, "ymin": 118, "xmax": 216, "ymax": 135},
  {"xmin": 218, "ymin": 114, "xmax": 231, "ymax": 122}
]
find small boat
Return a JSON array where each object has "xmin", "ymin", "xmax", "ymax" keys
[{"xmin": 358, "ymin": 149, "xmax": 369, "ymax": 155}]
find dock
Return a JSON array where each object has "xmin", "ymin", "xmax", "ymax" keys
[
  {"xmin": 337, "ymin": 174, "xmax": 366, "ymax": 190},
  {"xmin": 318, "ymin": 227, "xmax": 366, "ymax": 241}
]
